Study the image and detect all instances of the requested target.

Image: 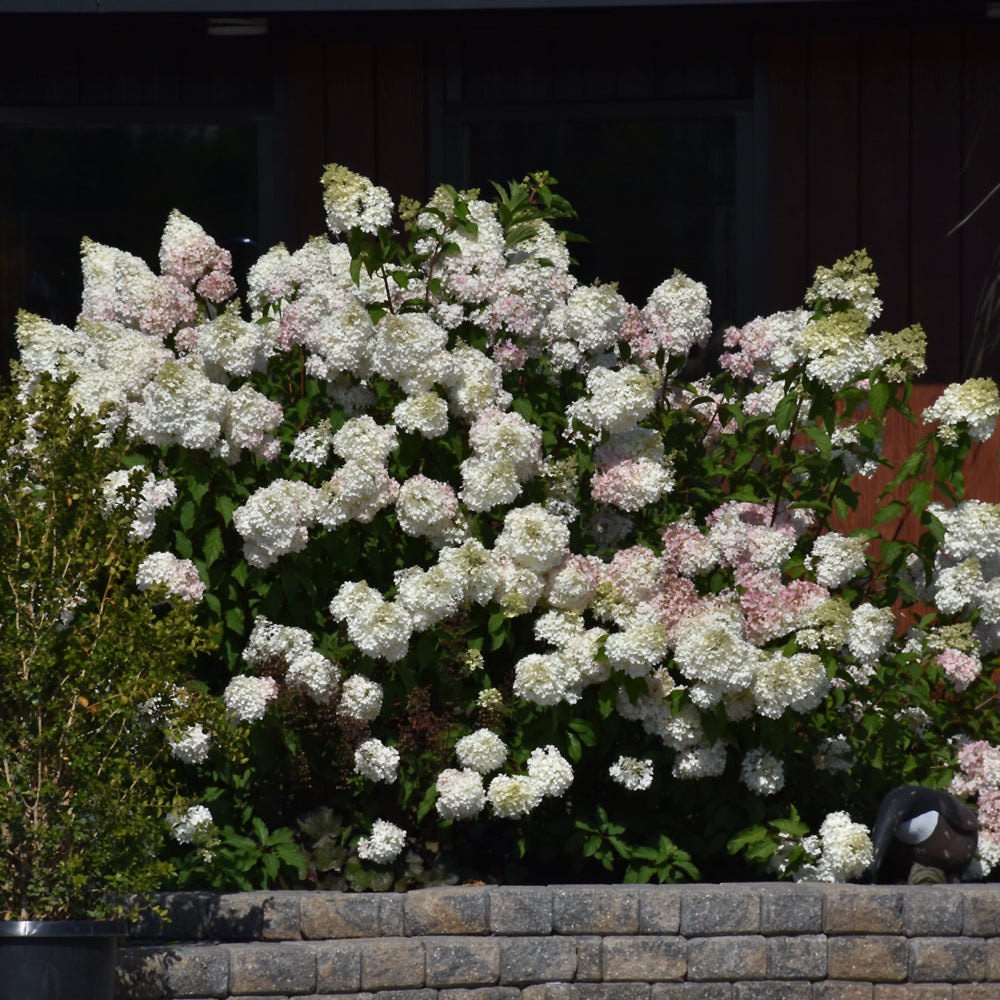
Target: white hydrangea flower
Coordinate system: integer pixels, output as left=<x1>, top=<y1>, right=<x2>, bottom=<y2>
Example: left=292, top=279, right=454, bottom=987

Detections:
left=641, top=270, right=713, bottom=358
left=608, top=755, right=654, bottom=791
left=435, top=768, right=486, bottom=820
left=356, top=818, right=407, bottom=865
left=468, top=407, right=543, bottom=481
left=136, top=551, right=205, bottom=602
left=566, top=364, right=659, bottom=435
left=604, top=621, right=670, bottom=677
left=332, top=414, right=398, bottom=464
left=807, top=532, right=868, bottom=588
left=846, top=603, right=895, bottom=662
left=168, top=804, right=214, bottom=845
left=394, top=564, right=464, bottom=631
left=395, top=475, right=462, bottom=545
left=526, top=745, right=573, bottom=797
left=337, top=674, right=383, bottom=721
left=487, top=774, right=545, bottom=819
left=922, top=378, right=1000, bottom=443
left=459, top=455, right=522, bottom=511
left=796, top=811, right=873, bottom=883
left=437, top=539, right=503, bottom=605
left=286, top=651, right=340, bottom=704
left=341, top=596, right=413, bottom=662
left=393, top=391, right=450, bottom=438
left=455, top=729, right=508, bottom=774
left=168, top=723, right=212, bottom=765
left=372, top=313, right=451, bottom=393
left=739, top=748, right=785, bottom=796
left=354, top=738, right=400, bottom=783
left=443, top=342, right=512, bottom=419
left=321, top=163, right=394, bottom=236
left=672, top=742, right=727, bottom=780
left=223, top=675, right=278, bottom=723
left=753, top=650, right=829, bottom=719
left=196, top=308, right=271, bottom=378
left=102, top=467, right=177, bottom=540
left=290, top=423, right=335, bottom=465
left=494, top=504, right=571, bottom=573
left=513, top=652, right=572, bottom=706
left=233, top=479, right=318, bottom=568
left=243, top=615, right=315, bottom=666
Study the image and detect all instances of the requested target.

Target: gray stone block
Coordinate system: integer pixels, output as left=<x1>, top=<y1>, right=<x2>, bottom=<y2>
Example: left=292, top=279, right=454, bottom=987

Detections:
left=301, top=893, right=382, bottom=939
left=212, top=893, right=270, bottom=941
left=759, top=886, right=823, bottom=935
left=405, top=887, right=489, bottom=936
left=263, top=892, right=303, bottom=941
left=766, top=934, right=827, bottom=980
left=424, top=935, right=501, bottom=988
left=499, top=936, right=578, bottom=985
left=601, top=936, right=686, bottom=982
left=686, top=936, right=766, bottom=981
left=115, top=944, right=168, bottom=1000
left=651, top=985, right=734, bottom=999
left=575, top=936, right=603, bottom=982
left=226, top=942, right=317, bottom=996
left=822, top=886, right=903, bottom=936
left=552, top=887, right=639, bottom=935
left=489, top=886, right=553, bottom=935
left=810, top=983, right=874, bottom=1000
left=639, top=889, right=681, bottom=935
left=439, top=989, right=523, bottom=1000
left=314, top=940, right=362, bottom=993
left=827, top=936, right=908, bottom=982
left=733, top=983, right=812, bottom=1000
left=365, top=991, right=438, bottom=1000
left=902, top=888, right=963, bottom=938
left=380, top=894, right=406, bottom=937
left=360, top=937, right=426, bottom=991
left=909, top=936, right=986, bottom=982
left=521, top=985, right=576, bottom=1000
left=961, top=886, right=1000, bottom=936
left=872, top=986, right=953, bottom=999
left=163, top=943, right=231, bottom=998
left=575, top=984, right=652, bottom=1000
left=679, top=888, right=760, bottom=936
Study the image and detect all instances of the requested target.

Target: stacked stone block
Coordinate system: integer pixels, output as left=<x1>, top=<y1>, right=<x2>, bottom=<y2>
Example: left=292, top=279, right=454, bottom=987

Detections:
left=115, top=884, right=1000, bottom=1000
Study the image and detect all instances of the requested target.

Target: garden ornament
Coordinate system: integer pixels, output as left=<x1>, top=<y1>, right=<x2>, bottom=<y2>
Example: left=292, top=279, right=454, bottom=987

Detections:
left=864, top=785, right=978, bottom=884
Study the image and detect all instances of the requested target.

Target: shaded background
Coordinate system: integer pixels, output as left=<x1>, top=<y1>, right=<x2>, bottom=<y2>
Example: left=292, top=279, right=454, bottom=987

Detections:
left=1, top=0, right=999, bottom=382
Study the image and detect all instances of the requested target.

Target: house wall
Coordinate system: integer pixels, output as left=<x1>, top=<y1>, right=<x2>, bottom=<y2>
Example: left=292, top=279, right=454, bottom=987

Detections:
left=768, top=25, right=1000, bottom=383
left=116, top=884, right=1000, bottom=999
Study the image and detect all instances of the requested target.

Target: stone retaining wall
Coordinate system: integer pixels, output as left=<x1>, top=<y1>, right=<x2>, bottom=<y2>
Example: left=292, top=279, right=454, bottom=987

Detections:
left=116, top=884, right=1000, bottom=999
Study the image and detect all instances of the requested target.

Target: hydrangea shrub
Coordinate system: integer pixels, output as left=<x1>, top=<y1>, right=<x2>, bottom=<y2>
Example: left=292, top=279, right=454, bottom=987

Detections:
left=14, top=166, right=1000, bottom=885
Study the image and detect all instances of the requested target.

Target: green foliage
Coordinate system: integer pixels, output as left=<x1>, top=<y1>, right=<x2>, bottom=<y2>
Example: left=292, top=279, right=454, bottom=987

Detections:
left=0, top=374, right=217, bottom=919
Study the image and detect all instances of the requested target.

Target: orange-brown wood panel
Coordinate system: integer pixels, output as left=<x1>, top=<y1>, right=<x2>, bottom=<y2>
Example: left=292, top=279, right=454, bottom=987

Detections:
left=805, top=32, right=860, bottom=271
left=766, top=33, right=810, bottom=312
left=857, top=29, right=911, bottom=338
left=910, top=29, right=963, bottom=384
left=839, top=383, right=1000, bottom=543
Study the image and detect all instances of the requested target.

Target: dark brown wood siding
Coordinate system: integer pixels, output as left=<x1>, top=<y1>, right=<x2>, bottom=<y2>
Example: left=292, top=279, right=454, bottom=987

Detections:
left=283, top=38, right=426, bottom=249
left=768, top=25, right=1000, bottom=383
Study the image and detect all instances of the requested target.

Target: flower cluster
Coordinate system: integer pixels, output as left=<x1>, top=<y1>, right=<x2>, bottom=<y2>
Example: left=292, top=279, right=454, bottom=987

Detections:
left=18, top=164, right=1000, bottom=887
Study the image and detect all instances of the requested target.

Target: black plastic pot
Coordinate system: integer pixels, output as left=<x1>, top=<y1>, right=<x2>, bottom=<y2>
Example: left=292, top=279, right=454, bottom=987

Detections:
left=0, top=921, right=120, bottom=1000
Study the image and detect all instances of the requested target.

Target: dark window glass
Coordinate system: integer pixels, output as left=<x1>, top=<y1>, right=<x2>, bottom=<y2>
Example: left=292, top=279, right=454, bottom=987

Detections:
left=0, top=123, right=259, bottom=363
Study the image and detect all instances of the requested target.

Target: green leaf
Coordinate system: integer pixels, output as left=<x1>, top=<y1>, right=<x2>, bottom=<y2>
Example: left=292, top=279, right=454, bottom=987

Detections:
left=869, top=381, right=892, bottom=419
left=873, top=500, right=906, bottom=526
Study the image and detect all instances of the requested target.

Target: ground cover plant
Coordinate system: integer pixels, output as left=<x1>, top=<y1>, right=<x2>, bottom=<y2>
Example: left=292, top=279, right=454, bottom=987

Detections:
left=12, top=165, right=1000, bottom=888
